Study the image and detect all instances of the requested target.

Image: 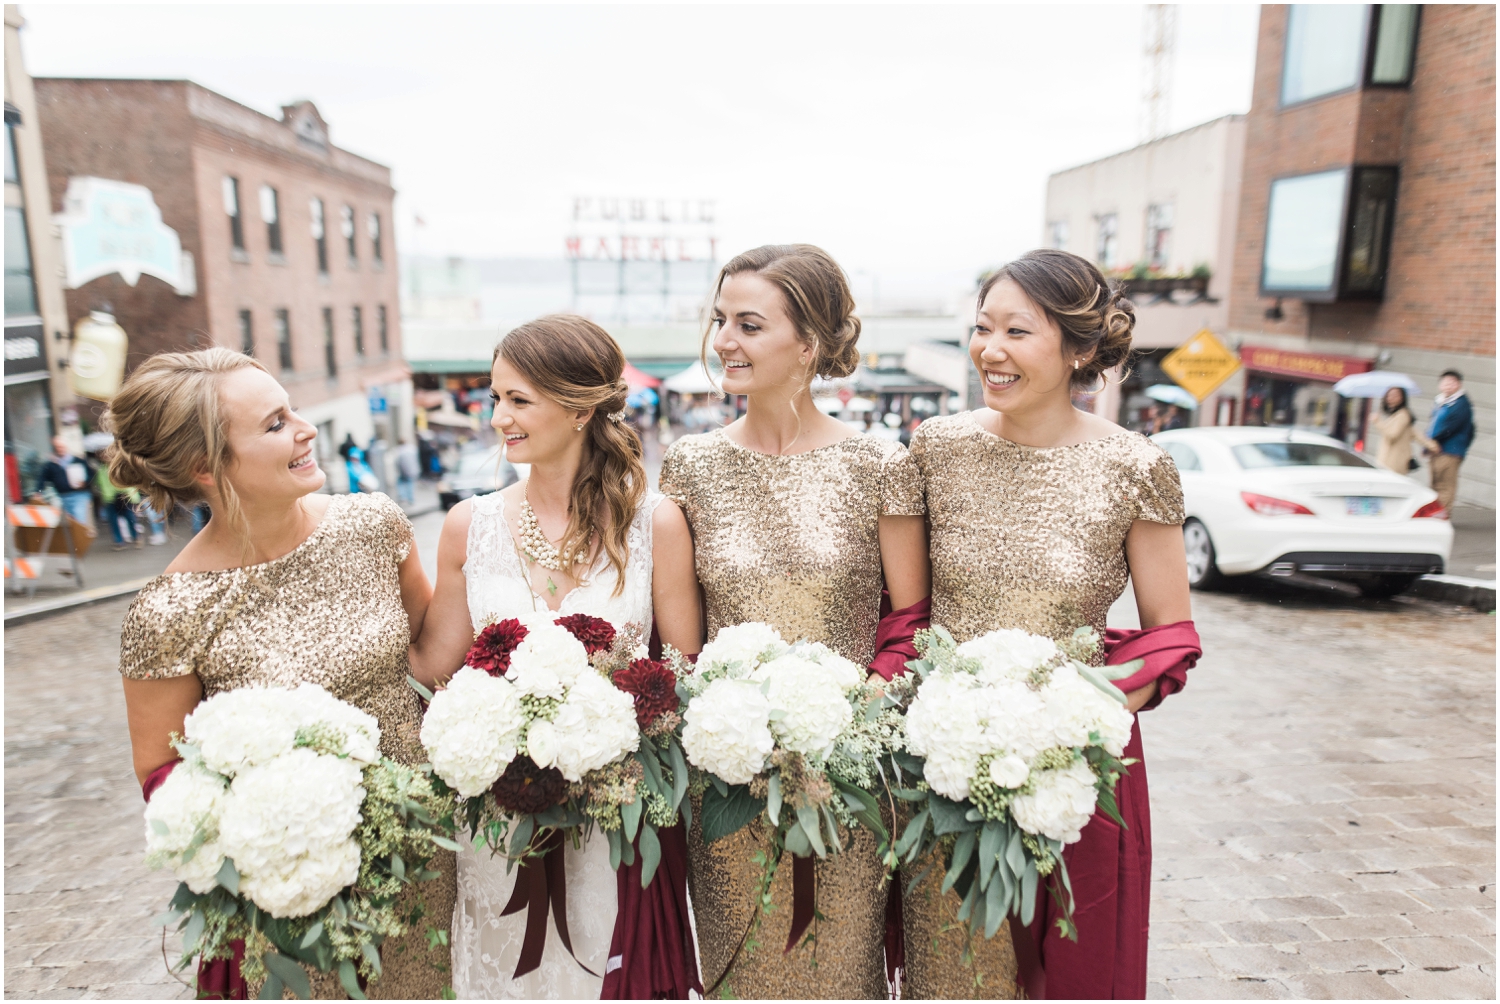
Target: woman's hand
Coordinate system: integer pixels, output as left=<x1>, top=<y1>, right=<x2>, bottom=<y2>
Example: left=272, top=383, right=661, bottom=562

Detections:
left=122, top=674, right=203, bottom=787
left=1124, top=679, right=1159, bottom=714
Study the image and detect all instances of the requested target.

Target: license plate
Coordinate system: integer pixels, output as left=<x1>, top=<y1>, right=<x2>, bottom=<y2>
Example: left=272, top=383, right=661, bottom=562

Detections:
left=1346, top=496, right=1383, bottom=516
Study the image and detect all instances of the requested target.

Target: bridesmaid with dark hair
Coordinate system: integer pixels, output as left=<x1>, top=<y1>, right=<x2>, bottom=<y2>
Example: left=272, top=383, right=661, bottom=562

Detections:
left=906, top=248, right=1201, bottom=999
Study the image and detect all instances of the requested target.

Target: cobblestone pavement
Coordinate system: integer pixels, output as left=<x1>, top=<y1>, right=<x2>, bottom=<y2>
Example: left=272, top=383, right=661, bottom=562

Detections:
left=4, top=575, right=1493, bottom=998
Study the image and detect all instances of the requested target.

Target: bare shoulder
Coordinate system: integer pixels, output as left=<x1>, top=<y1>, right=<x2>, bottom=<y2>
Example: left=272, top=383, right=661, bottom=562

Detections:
left=1075, top=411, right=1128, bottom=443
left=652, top=496, right=690, bottom=540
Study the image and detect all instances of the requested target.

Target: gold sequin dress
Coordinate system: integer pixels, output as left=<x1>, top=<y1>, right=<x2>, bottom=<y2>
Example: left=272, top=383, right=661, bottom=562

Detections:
left=901, top=412, right=1185, bottom=999
left=660, top=430, right=924, bottom=1000
left=119, top=493, right=456, bottom=1000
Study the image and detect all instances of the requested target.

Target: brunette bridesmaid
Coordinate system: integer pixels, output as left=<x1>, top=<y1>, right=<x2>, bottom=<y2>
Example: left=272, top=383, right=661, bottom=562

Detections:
left=660, top=244, right=930, bottom=999
left=907, top=248, right=1200, bottom=999
left=109, top=348, right=454, bottom=999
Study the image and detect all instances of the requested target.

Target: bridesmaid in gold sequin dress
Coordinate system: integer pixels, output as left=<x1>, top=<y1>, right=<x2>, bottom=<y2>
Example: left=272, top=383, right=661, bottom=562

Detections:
left=109, top=349, right=454, bottom=999
left=905, top=250, right=1192, bottom=1000
left=660, top=245, right=930, bottom=999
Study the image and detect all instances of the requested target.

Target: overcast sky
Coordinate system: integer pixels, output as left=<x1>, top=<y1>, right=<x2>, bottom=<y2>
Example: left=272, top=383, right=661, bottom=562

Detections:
left=18, top=4, right=1259, bottom=296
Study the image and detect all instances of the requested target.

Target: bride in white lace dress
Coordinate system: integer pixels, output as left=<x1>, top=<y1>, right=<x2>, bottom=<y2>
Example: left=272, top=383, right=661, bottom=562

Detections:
left=410, top=317, right=701, bottom=1000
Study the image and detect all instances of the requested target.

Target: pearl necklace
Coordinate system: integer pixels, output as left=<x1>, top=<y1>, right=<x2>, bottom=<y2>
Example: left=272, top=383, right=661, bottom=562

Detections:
left=518, top=488, right=581, bottom=571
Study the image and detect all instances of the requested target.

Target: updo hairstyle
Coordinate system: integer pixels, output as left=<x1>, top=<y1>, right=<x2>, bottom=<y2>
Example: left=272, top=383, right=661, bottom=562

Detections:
left=104, top=347, right=269, bottom=538
left=977, top=248, right=1135, bottom=389
left=493, top=314, right=645, bottom=594
left=705, top=244, right=862, bottom=382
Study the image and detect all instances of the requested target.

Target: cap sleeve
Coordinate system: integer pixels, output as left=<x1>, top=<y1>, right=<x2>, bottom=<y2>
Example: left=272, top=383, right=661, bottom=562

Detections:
left=350, top=492, right=414, bottom=563
left=1134, top=447, right=1186, bottom=526
left=385, top=496, right=415, bottom=563
left=118, top=577, right=236, bottom=680
left=880, top=442, right=926, bottom=517
left=658, top=442, right=691, bottom=511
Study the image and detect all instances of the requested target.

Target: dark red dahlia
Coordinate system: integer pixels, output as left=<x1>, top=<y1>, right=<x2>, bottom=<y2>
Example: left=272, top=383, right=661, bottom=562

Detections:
left=466, top=618, right=529, bottom=676
left=554, top=614, right=616, bottom=655
left=612, top=658, right=679, bottom=729
left=491, top=755, right=568, bottom=815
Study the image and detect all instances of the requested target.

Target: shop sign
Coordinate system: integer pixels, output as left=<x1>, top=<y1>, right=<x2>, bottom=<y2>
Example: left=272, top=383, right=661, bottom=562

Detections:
left=54, top=177, right=194, bottom=294
left=1240, top=345, right=1372, bottom=383
left=1160, top=329, right=1241, bottom=401
left=3, top=321, right=47, bottom=379
left=368, top=387, right=388, bottom=413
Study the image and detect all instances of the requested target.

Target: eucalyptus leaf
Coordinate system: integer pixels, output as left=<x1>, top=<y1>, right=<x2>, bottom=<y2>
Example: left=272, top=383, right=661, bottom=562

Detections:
left=700, top=785, right=764, bottom=844
left=257, top=972, right=284, bottom=1000
left=509, top=815, right=536, bottom=859
left=928, top=796, right=975, bottom=836
left=796, top=804, right=826, bottom=858
left=390, top=854, right=405, bottom=882
left=1005, top=827, right=1026, bottom=879
left=636, top=749, right=665, bottom=797
left=1020, top=862, right=1038, bottom=926
left=151, top=908, right=185, bottom=928
left=181, top=910, right=206, bottom=954
left=299, top=921, right=324, bottom=949
left=766, top=774, right=782, bottom=827
left=890, top=787, right=928, bottom=802
left=622, top=794, right=643, bottom=843
left=978, top=820, right=1001, bottom=891
left=1076, top=663, right=1129, bottom=704
left=638, top=823, right=662, bottom=889
left=338, top=959, right=366, bottom=1000
left=150, top=819, right=170, bottom=836
left=620, top=832, right=636, bottom=867
left=216, top=857, right=240, bottom=896
left=667, top=740, right=689, bottom=812
left=821, top=804, right=843, bottom=854
left=711, top=774, right=729, bottom=799
left=985, top=871, right=1006, bottom=938
left=892, top=750, right=926, bottom=780
left=607, top=826, right=622, bottom=870
left=942, top=830, right=977, bottom=894
left=361, top=939, right=383, bottom=977
left=430, top=835, right=462, bottom=852
left=956, top=867, right=980, bottom=922
left=783, top=818, right=811, bottom=856
left=264, top=952, right=312, bottom=1000
left=894, top=810, right=928, bottom=860
left=406, top=675, right=435, bottom=702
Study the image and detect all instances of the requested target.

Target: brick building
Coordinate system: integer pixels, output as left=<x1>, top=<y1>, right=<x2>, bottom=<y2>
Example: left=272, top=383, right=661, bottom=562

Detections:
left=33, top=78, right=411, bottom=489
left=1227, top=5, right=1495, bottom=507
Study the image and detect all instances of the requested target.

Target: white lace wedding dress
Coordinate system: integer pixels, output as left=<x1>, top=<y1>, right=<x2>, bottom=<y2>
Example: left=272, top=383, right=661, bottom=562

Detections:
left=452, top=490, right=664, bottom=1000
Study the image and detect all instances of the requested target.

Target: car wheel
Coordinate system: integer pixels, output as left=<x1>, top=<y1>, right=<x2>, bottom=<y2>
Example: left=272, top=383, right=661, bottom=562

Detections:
left=1356, top=574, right=1420, bottom=600
left=1183, top=518, right=1223, bottom=590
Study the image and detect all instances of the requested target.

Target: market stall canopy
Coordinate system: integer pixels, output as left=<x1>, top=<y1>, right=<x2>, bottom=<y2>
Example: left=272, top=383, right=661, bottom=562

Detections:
left=663, top=362, right=721, bottom=395
left=1332, top=371, right=1421, bottom=398
left=622, top=362, right=662, bottom=390
left=1145, top=384, right=1199, bottom=410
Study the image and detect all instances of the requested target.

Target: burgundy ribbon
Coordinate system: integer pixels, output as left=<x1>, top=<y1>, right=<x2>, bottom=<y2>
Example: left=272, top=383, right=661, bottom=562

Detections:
left=784, top=853, right=817, bottom=954
left=869, top=594, right=931, bottom=681
left=1103, top=620, right=1202, bottom=711
left=500, top=828, right=597, bottom=979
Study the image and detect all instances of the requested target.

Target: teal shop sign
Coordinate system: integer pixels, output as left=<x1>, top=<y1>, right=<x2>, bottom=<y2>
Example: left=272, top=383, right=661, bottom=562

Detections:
left=55, top=177, right=194, bottom=294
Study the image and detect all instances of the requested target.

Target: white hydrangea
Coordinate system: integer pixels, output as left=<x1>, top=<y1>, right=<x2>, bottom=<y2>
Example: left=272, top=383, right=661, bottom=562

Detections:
left=698, top=623, right=788, bottom=677
left=288, top=683, right=381, bottom=764
left=904, top=672, right=989, bottom=801
left=957, top=628, right=1059, bottom=684
left=976, top=679, right=1051, bottom=761
left=1010, top=760, right=1099, bottom=845
left=795, top=642, right=866, bottom=691
left=545, top=671, right=640, bottom=781
left=144, top=761, right=229, bottom=893
left=681, top=679, right=775, bottom=785
left=421, top=668, right=526, bottom=797
left=506, top=622, right=590, bottom=698
left=218, top=748, right=366, bottom=918
left=184, top=687, right=303, bottom=775
left=1040, top=664, right=1135, bottom=756
left=750, top=654, right=852, bottom=758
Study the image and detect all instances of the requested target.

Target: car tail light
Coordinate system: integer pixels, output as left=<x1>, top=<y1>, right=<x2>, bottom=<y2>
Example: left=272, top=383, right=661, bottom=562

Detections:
left=1412, top=500, right=1449, bottom=519
left=1240, top=491, right=1315, bottom=516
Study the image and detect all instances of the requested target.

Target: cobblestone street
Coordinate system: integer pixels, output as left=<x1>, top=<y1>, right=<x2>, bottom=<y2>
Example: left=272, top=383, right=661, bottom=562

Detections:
left=4, top=568, right=1493, bottom=998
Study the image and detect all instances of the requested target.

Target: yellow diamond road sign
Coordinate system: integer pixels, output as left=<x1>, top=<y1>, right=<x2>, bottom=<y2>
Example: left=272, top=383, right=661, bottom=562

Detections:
left=1160, top=329, right=1241, bottom=401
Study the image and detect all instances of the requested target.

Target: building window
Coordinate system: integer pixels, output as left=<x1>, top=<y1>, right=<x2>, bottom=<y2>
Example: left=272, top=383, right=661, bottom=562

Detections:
left=1047, top=221, right=1069, bottom=250
left=1095, top=214, right=1119, bottom=269
left=1369, top=5, right=1419, bottom=85
left=1281, top=5, right=1370, bottom=106
left=5, top=206, right=38, bottom=316
left=223, top=176, right=245, bottom=252
left=1342, top=167, right=1398, bottom=296
left=238, top=309, right=254, bottom=356
left=311, top=198, right=328, bottom=274
left=274, top=308, right=293, bottom=370
left=352, top=305, right=365, bottom=357
left=378, top=305, right=389, bottom=353
left=260, top=185, right=283, bottom=255
left=368, top=212, right=383, bottom=262
left=4, top=122, right=18, bottom=185
left=1145, top=203, right=1173, bottom=270
left=341, top=205, right=357, bottom=263
left=322, top=306, right=337, bottom=377
left=1263, top=169, right=1348, bottom=295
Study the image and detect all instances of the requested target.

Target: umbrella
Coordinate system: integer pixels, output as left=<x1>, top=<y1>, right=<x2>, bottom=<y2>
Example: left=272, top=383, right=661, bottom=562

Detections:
left=662, top=362, right=721, bottom=395
left=622, top=362, right=661, bottom=390
left=1144, top=384, right=1199, bottom=410
left=1332, top=371, right=1421, bottom=398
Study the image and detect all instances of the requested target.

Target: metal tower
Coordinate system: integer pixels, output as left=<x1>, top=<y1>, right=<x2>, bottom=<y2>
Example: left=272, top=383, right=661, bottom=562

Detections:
left=1141, top=4, right=1177, bottom=143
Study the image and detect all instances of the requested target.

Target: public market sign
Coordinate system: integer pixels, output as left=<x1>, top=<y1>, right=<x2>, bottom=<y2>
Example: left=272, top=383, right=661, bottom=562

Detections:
left=1160, top=329, right=1241, bottom=401
left=54, top=177, right=194, bottom=294
left=1238, top=345, right=1372, bottom=384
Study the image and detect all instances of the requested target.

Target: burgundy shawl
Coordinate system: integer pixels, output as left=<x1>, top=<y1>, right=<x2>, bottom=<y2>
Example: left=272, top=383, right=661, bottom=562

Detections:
left=1012, top=620, right=1201, bottom=1000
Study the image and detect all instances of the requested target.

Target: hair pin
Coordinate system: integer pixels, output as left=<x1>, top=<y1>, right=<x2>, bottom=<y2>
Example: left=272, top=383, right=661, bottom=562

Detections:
left=607, top=410, right=626, bottom=423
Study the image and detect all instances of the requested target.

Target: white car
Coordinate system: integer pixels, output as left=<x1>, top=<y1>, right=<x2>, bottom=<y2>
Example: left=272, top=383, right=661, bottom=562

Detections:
left=437, top=447, right=518, bottom=511
left=1151, top=427, right=1452, bottom=599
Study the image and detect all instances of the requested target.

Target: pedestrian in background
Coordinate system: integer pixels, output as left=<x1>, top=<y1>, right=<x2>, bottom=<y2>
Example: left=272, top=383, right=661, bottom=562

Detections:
left=1421, top=369, right=1474, bottom=512
left=394, top=435, right=418, bottom=504
left=1372, top=386, right=1417, bottom=475
left=39, top=436, right=94, bottom=528
left=95, top=461, right=139, bottom=550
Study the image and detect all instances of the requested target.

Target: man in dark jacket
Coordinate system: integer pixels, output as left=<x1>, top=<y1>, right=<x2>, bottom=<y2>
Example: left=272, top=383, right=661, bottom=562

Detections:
left=1422, top=369, right=1475, bottom=512
left=38, top=437, right=94, bottom=526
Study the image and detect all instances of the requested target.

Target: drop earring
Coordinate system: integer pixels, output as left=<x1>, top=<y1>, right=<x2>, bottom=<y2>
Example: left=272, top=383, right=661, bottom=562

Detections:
left=574, top=423, right=585, bottom=432
left=1073, top=360, right=1080, bottom=370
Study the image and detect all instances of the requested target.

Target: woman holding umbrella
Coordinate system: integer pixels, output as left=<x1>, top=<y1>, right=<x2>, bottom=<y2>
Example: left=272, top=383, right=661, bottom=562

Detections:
left=1373, top=387, right=1418, bottom=474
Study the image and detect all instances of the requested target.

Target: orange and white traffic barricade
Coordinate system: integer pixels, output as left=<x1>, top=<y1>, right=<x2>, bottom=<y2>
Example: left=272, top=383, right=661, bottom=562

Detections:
left=7, top=502, right=89, bottom=596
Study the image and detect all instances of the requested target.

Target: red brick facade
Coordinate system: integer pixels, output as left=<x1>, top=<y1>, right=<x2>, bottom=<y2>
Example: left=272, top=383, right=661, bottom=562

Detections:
left=32, top=79, right=406, bottom=416
left=1229, top=5, right=1495, bottom=357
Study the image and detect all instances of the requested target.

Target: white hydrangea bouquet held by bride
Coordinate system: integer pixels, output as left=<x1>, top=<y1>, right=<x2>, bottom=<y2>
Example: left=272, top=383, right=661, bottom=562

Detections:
left=891, top=625, right=1138, bottom=949
left=145, top=684, right=457, bottom=1000
left=675, top=622, right=908, bottom=953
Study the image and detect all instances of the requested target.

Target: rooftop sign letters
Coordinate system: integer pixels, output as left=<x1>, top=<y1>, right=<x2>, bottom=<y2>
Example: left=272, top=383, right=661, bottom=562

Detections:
left=55, top=177, right=193, bottom=295
left=566, top=196, right=717, bottom=262
left=1159, top=329, right=1241, bottom=401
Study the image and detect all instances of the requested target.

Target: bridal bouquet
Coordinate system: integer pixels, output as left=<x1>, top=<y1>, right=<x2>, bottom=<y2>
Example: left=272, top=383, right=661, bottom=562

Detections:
left=892, top=625, right=1137, bottom=943
left=677, top=622, right=905, bottom=864
left=145, top=684, right=455, bottom=999
left=417, top=613, right=690, bottom=887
